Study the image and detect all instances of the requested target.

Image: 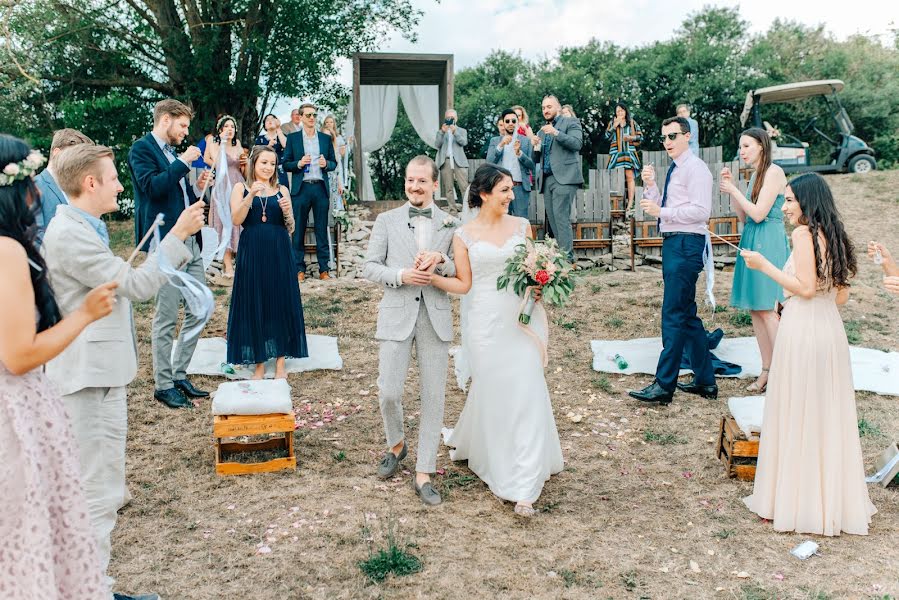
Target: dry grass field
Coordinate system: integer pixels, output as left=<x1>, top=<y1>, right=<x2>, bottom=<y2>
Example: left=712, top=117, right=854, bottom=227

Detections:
left=107, top=171, right=898, bottom=600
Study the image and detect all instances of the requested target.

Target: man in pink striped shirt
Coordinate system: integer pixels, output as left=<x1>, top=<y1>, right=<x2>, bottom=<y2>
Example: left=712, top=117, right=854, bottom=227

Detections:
left=629, top=116, right=717, bottom=405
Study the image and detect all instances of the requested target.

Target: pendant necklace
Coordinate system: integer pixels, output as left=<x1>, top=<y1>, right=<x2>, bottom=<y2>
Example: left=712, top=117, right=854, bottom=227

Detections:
left=260, top=193, right=269, bottom=222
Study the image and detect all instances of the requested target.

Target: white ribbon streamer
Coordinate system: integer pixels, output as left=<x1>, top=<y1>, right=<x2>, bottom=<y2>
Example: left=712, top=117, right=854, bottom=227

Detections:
left=150, top=214, right=214, bottom=341
left=211, top=143, right=235, bottom=260
left=703, top=232, right=716, bottom=309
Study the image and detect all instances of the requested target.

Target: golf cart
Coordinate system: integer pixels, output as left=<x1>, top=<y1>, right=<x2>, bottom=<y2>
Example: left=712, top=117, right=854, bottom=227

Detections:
left=740, top=79, right=876, bottom=174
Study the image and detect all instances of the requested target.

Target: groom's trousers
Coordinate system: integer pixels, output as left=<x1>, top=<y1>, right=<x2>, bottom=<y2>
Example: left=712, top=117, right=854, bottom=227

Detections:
left=377, top=302, right=449, bottom=473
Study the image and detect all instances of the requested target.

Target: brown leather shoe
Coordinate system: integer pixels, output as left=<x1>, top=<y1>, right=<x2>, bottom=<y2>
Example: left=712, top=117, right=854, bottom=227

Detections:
left=297, top=272, right=305, bottom=283
left=319, top=272, right=331, bottom=280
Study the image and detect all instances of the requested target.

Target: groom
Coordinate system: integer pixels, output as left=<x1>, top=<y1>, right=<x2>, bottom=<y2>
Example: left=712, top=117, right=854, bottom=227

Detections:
left=362, top=155, right=457, bottom=506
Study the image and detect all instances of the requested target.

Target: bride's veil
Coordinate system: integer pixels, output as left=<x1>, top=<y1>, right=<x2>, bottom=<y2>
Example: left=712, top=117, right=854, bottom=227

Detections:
left=454, top=186, right=477, bottom=391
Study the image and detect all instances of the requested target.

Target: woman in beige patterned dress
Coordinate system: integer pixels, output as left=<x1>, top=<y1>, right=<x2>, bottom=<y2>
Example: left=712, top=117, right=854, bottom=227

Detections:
left=0, top=134, right=117, bottom=598
left=740, top=173, right=876, bottom=536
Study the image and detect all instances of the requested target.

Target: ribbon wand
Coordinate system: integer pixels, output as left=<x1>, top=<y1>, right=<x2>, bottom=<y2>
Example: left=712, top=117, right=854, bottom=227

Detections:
left=702, top=225, right=742, bottom=252
left=126, top=213, right=165, bottom=265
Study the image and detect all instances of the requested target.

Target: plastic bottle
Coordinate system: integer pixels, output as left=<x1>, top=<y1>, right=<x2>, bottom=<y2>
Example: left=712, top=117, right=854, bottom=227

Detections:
left=613, top=353, right=628, bottom=370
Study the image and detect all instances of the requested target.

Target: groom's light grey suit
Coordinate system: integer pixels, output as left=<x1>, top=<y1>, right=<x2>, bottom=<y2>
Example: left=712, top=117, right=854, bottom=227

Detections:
left=362, top=202, right=457, bottom=473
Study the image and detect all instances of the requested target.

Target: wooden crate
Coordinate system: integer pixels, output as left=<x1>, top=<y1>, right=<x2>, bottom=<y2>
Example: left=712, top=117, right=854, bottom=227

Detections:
left=213, top=413, right=296, bottom=476
left=716, top=415, right=759, bottom=481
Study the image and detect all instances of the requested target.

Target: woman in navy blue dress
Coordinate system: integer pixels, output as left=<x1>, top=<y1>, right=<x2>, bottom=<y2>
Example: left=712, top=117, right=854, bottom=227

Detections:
left=254, top=114, right=289, bottom=186
left=227, top=145, right=307, bottom=379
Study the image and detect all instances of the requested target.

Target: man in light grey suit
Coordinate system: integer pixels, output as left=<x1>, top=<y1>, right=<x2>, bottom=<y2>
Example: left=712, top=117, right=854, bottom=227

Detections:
left=487, top=108, right=535, bottom=218
left=34, top=128, right=94, bottom=241
left=534, top=95, right=584, bottom=262
left=362, top=155, right=457, bottom=506
left=434, top=108, right=469, bottom=212
left=43, top=144, right=205, bottom=600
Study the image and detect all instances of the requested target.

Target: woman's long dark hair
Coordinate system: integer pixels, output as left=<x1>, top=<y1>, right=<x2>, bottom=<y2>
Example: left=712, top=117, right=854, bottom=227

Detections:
left=613, top=101, right=633, bottom=129
left=0, top=134, right=61, bottom=331
left=790, top=173, right=856, bottom=288
left=467, top=163, right=512, bottom=209
left=213, top=115, right=238, bottom=146
left=741, top=127, right=772, bottom=204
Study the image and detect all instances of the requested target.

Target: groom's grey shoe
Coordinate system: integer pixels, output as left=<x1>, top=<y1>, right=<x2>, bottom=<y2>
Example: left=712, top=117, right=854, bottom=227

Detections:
left=376, top=443, right=407, bottom=479
left=413, top=478, right=443, bottom=506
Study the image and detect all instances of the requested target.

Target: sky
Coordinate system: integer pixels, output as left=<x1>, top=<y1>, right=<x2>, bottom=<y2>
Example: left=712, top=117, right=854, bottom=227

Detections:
left=275, top=0, right=898, bottom=119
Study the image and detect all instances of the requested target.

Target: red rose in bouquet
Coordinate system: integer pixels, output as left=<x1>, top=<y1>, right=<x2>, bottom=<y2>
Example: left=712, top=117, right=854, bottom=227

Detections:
left=535, top=270, right=550, bottom=285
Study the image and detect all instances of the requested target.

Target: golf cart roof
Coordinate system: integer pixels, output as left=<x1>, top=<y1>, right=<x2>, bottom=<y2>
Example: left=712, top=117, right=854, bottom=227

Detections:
left=740, top=80, right=845, bottom=126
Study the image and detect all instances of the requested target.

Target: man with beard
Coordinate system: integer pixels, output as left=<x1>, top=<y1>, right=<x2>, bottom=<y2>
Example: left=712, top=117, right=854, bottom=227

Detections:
left=487, top=108, right=535, bottom=218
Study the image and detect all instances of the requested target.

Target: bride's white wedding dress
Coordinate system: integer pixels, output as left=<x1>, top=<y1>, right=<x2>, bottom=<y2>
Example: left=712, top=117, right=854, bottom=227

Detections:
left=442, top=217, right=564, bottom=503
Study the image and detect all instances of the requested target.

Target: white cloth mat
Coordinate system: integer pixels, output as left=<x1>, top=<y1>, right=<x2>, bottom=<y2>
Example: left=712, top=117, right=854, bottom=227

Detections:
left=591, top=337, right=899, bottom=396
left=212, top=379, right=293, bottom=415
left=176, top=335, right=343, bottom=379
left=727, top=396, right=765, bottom=437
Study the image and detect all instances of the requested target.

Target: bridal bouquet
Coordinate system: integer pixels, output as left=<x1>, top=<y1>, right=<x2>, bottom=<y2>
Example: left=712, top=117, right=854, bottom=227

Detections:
left=496, top=237, right=576, bottom=324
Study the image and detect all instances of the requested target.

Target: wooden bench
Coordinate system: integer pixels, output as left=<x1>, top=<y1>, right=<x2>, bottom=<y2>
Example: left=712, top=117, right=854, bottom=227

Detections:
left=629, top=185, right=662, bottom=270
left=301, top=213, right=341, bottom=275
left=213, top=412, right=297, bottom=476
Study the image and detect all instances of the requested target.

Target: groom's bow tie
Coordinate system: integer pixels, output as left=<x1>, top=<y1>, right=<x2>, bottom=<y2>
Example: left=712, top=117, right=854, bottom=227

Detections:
left=409, top=207, right=432, bottom=219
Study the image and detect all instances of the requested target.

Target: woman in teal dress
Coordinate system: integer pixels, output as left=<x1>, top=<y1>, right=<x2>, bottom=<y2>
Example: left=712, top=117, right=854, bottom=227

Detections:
left=721, top=128, right=790, bottom=392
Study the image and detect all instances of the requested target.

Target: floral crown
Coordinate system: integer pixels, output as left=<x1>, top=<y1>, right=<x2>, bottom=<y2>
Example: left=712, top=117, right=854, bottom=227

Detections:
left=0, top=151, right=46, bottom=187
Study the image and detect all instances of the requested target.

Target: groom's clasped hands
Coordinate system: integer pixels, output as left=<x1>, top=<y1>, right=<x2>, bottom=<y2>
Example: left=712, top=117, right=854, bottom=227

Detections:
left=403, top=251, right=444, bottom=286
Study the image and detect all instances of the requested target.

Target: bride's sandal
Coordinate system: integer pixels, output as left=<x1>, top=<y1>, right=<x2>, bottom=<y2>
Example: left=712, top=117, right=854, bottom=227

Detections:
left=747, top=367, right=769, bottom=393
left=514, top=502, right=536, bottom=517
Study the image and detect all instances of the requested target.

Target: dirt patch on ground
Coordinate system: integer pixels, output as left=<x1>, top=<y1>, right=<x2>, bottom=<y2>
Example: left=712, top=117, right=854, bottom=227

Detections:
left=108, top=172, right=899, bottom=599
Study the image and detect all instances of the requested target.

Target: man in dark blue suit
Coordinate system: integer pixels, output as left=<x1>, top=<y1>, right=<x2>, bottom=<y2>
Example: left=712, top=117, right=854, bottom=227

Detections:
left=281, top=102, right=338, bottom=281
left=34, top=128, right=94, bottom=242
left=128, top=98, right=213, bottom=409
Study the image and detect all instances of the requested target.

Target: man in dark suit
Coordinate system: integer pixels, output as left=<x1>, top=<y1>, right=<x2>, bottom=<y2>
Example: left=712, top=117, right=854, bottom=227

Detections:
left=128, top=98, right=213, bottom=409
left=282, top=102, right=338, bottom=281
left=34, top=128, right=94, bottom=242
left=534, top=95, right=584, bottom=262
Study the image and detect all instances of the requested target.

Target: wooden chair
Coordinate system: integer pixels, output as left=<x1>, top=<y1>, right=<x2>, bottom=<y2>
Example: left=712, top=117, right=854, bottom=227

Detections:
left=303, top=211, right=340, bottom=275
left=629, top=185, right=663, bottom=270
left=572, top=169, right=612, bottom=254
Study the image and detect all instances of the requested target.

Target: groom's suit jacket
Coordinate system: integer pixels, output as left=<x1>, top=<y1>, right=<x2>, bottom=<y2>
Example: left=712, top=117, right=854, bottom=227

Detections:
left=362, top=203, right=457, bottom=343
left=42, top=204, right=192, bottom=396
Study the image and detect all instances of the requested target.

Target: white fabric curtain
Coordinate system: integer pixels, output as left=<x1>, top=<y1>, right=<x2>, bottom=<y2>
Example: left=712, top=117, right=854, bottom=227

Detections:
left=347, top=84, right=440, bottom=201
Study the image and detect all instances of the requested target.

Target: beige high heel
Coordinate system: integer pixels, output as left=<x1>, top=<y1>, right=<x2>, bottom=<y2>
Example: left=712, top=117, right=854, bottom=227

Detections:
left=747, top=367, right=769, bottom=393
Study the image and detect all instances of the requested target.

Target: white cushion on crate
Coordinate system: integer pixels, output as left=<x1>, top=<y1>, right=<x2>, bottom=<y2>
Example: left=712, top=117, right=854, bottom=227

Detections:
left=727, top=395, right=765, bottom=437
left=212, top=379, right=293, bottom=416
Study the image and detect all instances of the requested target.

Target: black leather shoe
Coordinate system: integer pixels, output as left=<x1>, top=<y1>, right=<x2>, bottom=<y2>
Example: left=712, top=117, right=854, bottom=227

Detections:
left=174, top=378, right=209, bottom=398
left=676, top=379, right=719, bottom=399
left=113, top=593, right=160, bottom=600
left=154, top=387, right=193, bottom=409
left=628, top=381, right=674, bottom=405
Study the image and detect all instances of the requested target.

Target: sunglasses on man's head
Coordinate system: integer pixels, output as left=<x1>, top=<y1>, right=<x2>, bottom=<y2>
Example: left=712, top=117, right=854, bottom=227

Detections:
left=504, top=118, right=518, bottom=124
left=663, top=132, right=685, bottom=141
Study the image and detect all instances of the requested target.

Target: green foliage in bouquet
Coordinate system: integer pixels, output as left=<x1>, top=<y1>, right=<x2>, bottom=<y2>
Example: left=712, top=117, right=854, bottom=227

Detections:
left=496, top=237, right=576, bottom=307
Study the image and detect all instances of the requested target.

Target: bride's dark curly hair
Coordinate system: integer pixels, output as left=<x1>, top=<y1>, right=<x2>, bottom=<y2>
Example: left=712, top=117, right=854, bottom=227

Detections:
left=789, top=172, right=856, bottom=288
left=213, top=115, right=238, bottom=146
left=0, top=134, right=61, bottom=332
left=467, top=162, right=512, bottom=209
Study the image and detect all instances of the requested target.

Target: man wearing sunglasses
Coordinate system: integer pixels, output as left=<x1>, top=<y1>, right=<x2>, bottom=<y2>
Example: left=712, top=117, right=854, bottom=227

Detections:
left=283, top=102, right=338, bottom=281
left=629, top=116, right=717, bottom=406
left=486, top=108, right=535, bottom=217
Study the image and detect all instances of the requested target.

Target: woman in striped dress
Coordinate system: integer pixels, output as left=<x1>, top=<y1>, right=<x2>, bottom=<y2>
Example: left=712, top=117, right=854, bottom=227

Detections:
left=604, top=101, right=642, bottom=212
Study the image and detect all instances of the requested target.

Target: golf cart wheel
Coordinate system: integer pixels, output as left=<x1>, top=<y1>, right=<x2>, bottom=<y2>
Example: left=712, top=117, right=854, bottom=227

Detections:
left=848, top=155, right=876, bottom=173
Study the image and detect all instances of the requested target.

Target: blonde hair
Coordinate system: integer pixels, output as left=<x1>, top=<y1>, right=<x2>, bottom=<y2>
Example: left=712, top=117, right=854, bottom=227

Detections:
left=50, top=128, right=93, bottom=152
left=153, top=99, right=193, bottom=124
left=511, top=105, right=529, bottom=126
left=245, top=145, right=280, bottom=189
left=54, top=144, right=115, bottom=198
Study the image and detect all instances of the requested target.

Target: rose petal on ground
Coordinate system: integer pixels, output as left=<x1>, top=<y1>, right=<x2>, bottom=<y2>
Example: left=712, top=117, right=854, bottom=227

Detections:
left=257, top=546, right=272, bottom=554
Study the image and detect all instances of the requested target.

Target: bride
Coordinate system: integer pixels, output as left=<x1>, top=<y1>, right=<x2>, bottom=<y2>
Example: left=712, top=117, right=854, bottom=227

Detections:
left=428, top=163, right=563, bottom=517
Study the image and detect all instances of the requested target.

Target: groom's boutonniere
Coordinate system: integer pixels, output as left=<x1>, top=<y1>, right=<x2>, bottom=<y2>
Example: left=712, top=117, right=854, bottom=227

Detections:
left=441, top=216, right=459, bottom=230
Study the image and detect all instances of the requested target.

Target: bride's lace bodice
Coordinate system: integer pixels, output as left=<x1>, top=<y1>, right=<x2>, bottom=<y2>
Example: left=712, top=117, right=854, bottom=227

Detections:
left=455, top=218, right=530, bottom=294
